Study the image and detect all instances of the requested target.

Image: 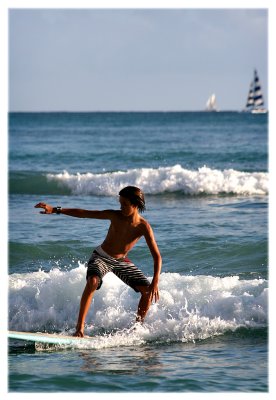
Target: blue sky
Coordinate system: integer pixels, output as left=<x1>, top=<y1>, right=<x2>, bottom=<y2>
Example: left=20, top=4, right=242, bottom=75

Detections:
left=9, top=7, right=268, bottom=111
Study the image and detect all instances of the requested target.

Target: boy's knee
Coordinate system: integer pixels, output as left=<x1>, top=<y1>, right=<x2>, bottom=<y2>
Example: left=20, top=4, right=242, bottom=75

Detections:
left=138, top=285, right=151, bottom=297
left=87, top=275, right=99, bottom=291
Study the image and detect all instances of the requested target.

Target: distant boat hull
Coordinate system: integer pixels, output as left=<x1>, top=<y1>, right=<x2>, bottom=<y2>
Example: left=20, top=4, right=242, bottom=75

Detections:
left=251, top=108, right=267, bottom=114
left=242, top=108, right=267, bottom=114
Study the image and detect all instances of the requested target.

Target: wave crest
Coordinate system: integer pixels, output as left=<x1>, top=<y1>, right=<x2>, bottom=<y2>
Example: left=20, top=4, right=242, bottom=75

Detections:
left=47, top=165, right=268, bottom=196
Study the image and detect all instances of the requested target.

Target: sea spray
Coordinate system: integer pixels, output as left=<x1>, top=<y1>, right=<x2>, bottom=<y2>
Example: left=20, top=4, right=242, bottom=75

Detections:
left=9, top=264, right=268, bottom=349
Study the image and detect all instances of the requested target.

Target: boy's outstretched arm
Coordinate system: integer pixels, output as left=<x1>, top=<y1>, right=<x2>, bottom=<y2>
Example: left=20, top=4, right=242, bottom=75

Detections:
left=34, top=202, right=112, bottom=219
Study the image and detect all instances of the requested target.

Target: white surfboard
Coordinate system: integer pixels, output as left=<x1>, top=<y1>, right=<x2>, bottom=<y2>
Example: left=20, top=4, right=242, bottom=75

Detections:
left=8, top=330, right=92, bottom=346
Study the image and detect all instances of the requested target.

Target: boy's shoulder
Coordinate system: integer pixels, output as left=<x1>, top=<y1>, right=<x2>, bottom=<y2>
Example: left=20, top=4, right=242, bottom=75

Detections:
left=138, top=216, right=152, bottom=231
left=139, top=215, right=148, bottom=224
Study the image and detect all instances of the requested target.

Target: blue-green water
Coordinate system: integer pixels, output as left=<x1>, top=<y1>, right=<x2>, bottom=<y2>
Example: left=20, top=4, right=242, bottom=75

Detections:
left=8, top=112, right=268, bottom=392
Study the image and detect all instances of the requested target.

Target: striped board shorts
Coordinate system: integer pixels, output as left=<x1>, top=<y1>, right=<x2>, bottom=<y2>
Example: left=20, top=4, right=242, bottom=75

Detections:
left=86, top=246, right=151, bottom=292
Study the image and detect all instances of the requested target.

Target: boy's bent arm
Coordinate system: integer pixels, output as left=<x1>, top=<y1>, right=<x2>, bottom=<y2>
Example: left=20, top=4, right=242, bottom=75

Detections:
left=143, top=222, right=162, bottom=301
left=143, top=223, right=162, bottom=271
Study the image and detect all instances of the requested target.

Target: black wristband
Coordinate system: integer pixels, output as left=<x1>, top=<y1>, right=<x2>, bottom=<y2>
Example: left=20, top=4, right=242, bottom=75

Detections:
left=56, top=206, right=62, bottom=214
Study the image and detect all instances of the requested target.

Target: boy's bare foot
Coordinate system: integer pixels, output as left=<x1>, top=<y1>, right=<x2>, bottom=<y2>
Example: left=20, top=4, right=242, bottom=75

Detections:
left=73, top=330, right=84, bottom=337
left=73, top=323, right=84, bottom=337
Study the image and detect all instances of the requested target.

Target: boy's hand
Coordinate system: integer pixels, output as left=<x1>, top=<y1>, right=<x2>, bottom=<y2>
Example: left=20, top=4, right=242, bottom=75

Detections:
left=149, top=280, right=160, bottom=303
left=34, top=202, right=54, bottom=214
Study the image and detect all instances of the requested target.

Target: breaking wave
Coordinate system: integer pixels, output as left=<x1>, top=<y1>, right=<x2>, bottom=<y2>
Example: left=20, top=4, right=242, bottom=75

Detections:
left=9, top=264, right=268, bottom=349
left=46, top=165, right=268, bottom=196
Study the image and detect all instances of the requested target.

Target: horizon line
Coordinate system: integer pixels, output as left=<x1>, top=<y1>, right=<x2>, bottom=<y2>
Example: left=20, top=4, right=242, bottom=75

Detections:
left=9, top=109, right=246, bottom=113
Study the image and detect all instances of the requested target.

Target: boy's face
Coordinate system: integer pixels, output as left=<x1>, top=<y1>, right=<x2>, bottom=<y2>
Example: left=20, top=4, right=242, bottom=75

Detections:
left=119, top=196, right=137, bottom=217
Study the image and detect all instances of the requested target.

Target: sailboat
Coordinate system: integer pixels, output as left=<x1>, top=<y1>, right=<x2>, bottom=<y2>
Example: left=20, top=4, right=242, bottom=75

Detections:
left=205, top=94, right=218, bottom=112
left=244, top=70, right=267, bottom=113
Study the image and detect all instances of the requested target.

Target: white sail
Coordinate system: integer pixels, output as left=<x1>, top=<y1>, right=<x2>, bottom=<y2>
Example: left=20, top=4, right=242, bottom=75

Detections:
left=205, top=94, right=218, bottom=111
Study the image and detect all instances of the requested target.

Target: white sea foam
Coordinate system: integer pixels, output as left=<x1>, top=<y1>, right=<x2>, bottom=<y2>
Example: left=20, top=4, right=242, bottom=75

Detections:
left=9, top=264, right=267, bottom=349
left=47, top=165, right=268, bottom=196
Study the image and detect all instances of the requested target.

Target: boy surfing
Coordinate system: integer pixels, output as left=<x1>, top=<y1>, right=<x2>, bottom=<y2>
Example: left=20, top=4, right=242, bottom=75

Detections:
left=35, top=186, right=162, bottom=337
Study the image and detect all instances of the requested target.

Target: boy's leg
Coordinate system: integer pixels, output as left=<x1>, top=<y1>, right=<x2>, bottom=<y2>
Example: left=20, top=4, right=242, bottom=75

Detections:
left=135, top=285, right=152, bottom=322
left=74, top=276, right=99, bottom=337
left=111, top=261, right=151, bottom=322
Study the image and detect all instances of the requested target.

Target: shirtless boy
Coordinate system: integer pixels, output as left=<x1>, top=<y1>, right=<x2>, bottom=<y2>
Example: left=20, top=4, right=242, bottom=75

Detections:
left=35, top=186, right=162, bottom=337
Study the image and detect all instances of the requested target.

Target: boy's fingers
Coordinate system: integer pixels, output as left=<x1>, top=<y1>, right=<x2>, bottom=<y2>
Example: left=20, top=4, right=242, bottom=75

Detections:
left=35, top=203, right=44, bottom=208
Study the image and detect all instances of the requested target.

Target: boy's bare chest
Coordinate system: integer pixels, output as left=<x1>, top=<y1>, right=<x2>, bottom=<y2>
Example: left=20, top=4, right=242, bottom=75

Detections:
left=109, top=221, right=142, bottom=240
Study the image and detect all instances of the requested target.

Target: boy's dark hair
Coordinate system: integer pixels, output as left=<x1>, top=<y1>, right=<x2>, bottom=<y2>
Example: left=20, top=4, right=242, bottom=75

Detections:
left=119, top=186, right=146, bottom=213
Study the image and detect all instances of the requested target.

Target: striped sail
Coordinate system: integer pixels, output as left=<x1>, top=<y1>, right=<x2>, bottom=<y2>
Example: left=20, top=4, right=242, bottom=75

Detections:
left=245, top=82, right=255, bottom=108
left=244, top=70, right=267, bottom=113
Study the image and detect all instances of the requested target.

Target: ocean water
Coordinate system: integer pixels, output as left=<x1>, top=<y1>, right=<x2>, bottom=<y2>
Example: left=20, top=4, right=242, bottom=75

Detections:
left=8, top=112, right=268, bottom=392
